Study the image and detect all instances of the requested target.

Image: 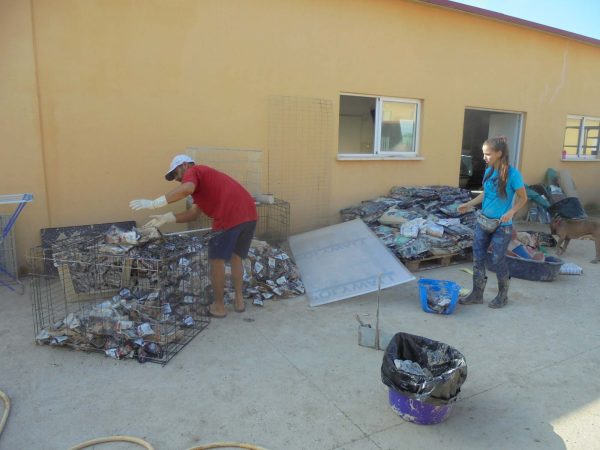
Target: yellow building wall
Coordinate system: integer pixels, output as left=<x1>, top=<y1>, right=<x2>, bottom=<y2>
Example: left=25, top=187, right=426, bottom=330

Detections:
left=0, top=0, right=49, bottom=272
left=2, top=0, right=600, bottom=268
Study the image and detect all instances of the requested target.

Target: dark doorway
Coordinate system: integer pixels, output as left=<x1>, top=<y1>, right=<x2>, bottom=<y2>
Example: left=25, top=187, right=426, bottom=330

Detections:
left=459, top=109, right=522, bottom=190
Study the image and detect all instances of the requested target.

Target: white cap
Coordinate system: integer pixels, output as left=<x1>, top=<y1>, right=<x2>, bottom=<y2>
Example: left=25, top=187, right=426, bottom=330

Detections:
left=165, top=154, right=194, bottom=181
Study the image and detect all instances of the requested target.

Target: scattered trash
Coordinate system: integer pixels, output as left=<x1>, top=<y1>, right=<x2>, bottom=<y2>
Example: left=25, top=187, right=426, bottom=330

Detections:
left=418, top=279, right=460, bottom=315
left=32, top=225, right=305, bottom=364
left=559, top=262, right=583, bottom=275
left=340, top=186, right=475, bottom=265
left=243, top=239, right=305, bottom=305
left=394, top=359, right=432, bottom=377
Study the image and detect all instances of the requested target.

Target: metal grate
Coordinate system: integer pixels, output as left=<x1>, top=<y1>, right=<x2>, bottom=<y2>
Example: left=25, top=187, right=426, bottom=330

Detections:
left=188, top=198, right=290, bottom=245
left=28, top=229, right=212, bottom=365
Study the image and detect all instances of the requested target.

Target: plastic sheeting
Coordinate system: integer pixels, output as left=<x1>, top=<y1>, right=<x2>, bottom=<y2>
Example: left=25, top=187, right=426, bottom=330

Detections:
left=288, top=219, right=415, bottom=306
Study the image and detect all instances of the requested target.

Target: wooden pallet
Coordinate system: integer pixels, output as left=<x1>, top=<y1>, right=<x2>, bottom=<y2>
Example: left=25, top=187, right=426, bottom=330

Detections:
left=403, top=251, right=471, bottom=272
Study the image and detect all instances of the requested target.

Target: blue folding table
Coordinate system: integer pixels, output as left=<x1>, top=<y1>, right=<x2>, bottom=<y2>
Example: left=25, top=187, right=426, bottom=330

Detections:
left=0, top=193, right=34, bottom=293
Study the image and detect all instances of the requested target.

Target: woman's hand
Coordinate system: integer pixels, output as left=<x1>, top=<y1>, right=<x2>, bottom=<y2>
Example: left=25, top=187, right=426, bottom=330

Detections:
left=500, top=210, right=515, bottom=223
left=457, top=203, right=472, bottom=214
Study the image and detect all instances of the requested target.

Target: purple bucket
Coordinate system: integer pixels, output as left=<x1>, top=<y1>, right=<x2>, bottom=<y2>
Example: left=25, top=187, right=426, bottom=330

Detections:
left=388, top=389, right=454, bottom=425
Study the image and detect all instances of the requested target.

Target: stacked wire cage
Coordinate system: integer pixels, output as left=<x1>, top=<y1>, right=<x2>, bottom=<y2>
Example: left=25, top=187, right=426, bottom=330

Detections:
left=29, top=228, right=212, bottom=365
left=188, top=198, right=290, bottom=245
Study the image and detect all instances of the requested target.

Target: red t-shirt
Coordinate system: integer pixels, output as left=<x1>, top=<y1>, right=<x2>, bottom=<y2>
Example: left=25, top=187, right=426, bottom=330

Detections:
left=182, top=165, right=258, bottom=230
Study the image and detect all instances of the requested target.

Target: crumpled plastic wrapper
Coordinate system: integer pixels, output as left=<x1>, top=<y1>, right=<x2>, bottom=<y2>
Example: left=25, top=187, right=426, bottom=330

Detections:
left=34, top=286, right=204, bottom=361
left=227, top=239, right=305, bottom=306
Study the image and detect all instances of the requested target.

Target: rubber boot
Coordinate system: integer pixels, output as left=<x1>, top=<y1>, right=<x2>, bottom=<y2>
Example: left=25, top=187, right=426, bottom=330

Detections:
left=489, top=276, right=509, bottom=309
left=459, top=264, right=487, bottom=305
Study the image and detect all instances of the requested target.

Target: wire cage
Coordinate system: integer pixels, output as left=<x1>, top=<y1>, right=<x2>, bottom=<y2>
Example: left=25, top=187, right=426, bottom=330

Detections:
left=0, top=213, right=21, bottom=293
left=188, top=198, right=290, bottom=245
left=29, top=228, right=212, bottom=365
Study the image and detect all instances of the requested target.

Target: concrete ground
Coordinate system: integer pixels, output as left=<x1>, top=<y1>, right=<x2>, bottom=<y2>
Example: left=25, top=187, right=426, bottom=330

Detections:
left=1, top=224, right=599, bottom=450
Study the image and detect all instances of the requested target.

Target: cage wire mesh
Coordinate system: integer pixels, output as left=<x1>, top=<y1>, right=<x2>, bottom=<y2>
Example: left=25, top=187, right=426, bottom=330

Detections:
left=29, top=228, right=212, bottom=365
left=268, top=96, right=333, bottom=233
left=185, top=147, right=263, bottom=197
left=0, top=213, right=21, bottom=293
left=183, top=147, right=290, bottom=244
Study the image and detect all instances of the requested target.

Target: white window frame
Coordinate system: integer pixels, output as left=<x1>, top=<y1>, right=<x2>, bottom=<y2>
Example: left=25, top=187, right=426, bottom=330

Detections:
left=337, top=93, right=422, bottom=160
left=562, top=114, right=600, bottom=161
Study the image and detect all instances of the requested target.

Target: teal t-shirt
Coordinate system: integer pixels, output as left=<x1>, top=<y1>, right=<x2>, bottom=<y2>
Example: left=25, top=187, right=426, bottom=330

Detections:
left=482, top=166, right=524, bottom=224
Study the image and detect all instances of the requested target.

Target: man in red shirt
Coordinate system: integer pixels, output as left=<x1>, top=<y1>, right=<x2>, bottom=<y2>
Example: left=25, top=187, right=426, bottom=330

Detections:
left=130, top=155, right=258, bottom=318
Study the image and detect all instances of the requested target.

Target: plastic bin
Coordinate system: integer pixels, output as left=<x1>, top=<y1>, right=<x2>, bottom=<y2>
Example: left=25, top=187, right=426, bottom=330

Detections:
left=418, top=278, right=460, bottom=315
left=486, top=252, right=564, bottom=281
left=381, top=332, right=468, bottom=425
left=388, top=389, right=453, bottom=425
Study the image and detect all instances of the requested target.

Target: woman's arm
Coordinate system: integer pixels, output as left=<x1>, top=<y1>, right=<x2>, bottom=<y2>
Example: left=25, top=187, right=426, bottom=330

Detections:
left=458, top=192, right=484, bottom=214
left=501, top=186, right=528, bottom=223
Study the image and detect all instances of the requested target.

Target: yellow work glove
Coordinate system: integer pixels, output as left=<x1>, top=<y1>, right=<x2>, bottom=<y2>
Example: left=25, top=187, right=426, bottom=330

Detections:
left=142, top=212, right=176, bottom=229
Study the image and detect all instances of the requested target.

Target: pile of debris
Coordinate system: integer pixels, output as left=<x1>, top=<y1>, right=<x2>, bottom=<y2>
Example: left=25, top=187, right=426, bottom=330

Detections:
left=35, top=227, right=212, bottom=363
left=33, top=226, right=305, bottom=363
left=35, top=286, right=206, bottom=363
left=340, top=186, right=476, bottom=263
left=243, top=240, right=305, bottom=306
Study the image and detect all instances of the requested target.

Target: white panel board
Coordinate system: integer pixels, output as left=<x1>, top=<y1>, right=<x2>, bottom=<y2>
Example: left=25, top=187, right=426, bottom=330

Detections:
left=288, top=219, right=415, bottom=306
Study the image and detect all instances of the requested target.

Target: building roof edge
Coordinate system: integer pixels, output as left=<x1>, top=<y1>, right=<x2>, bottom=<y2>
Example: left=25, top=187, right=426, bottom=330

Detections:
left=415, top=0, right=600, bottom=48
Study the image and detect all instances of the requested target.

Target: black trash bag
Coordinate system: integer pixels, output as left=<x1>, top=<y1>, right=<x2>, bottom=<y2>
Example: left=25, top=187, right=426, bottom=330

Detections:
left=548, top=197, right=587, bottom=219
left=381, top=332, right=467, bottom=406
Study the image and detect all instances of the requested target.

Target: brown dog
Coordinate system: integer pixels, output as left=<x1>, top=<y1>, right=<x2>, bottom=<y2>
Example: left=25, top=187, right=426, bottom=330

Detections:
left=550, top=216, right=600, bottom=263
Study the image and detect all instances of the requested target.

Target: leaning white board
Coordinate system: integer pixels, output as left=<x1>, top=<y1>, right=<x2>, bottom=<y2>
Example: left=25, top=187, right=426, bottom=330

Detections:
left=288, top=219, right=415, bottom=306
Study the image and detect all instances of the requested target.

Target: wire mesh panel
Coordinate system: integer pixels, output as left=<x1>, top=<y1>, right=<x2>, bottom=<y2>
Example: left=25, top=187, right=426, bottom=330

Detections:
left=255, top=199, right=290, bottom=244
left=268, top=96, right=334, bottom=233
left=185, top=147, right=263, bottom=197
left=188, top=198, right=290, bottom=245
left=29, top=228, right=212, bottom=365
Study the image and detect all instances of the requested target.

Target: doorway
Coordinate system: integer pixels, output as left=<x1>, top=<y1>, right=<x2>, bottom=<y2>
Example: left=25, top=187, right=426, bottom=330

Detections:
left=459, top=108, right=523, bottom=189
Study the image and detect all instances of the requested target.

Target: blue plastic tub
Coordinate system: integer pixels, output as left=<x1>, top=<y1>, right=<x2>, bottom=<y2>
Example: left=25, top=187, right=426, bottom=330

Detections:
left=418, top=278, right=460, bottom=314
left=388, top=389, right=454, bottom=425
left=486, top=252, right=564, bottom=281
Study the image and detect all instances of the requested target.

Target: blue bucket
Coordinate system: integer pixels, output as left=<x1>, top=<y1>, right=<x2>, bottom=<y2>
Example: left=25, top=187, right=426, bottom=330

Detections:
left=418, top=278, right=460, bottom=315
left=388, top=389, right=454, bottom=425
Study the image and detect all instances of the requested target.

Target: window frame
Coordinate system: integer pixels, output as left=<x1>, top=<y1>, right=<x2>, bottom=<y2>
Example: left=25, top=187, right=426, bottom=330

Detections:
left=337, top=93, right=421, bottom=159
left=562, top=114, right=600, bottom=161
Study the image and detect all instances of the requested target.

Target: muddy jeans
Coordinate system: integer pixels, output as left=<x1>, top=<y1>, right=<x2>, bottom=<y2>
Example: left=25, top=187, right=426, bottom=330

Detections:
left=473, top=223, right=512, bottom=279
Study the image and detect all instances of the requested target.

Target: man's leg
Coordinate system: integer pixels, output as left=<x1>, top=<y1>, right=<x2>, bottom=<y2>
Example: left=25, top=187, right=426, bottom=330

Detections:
left=209, top=258, right=227, bottom=317
left=231, top=221, right=256, bottom=313
left=230, top=253, right=245, bottom=312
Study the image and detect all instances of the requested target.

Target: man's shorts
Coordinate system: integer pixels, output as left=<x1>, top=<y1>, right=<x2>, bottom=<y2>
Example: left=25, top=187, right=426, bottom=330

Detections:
left=208, top=220, right=257, bottom=260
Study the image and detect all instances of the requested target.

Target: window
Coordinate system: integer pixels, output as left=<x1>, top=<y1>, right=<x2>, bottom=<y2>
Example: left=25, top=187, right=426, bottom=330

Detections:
left=338, top=94, right=420, bottom=158
left=562, top=115, right=600, bottom=160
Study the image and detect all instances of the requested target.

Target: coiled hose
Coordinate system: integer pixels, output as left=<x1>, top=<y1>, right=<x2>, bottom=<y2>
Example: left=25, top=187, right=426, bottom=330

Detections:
left=2, top=388, right=267, bottom=450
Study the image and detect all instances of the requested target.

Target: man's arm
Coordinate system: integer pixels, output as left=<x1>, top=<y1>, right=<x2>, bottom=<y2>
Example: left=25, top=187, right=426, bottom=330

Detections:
left=165, top=182, right=195, bottom=204
left=173, top=203, right=200, bottom=223
left=130, top=181, right=196, bottom=211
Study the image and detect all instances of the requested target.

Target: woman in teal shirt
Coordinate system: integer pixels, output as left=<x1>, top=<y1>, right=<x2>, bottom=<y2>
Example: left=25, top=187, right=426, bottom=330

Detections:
left=458, top=136, right=528, bottom=308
